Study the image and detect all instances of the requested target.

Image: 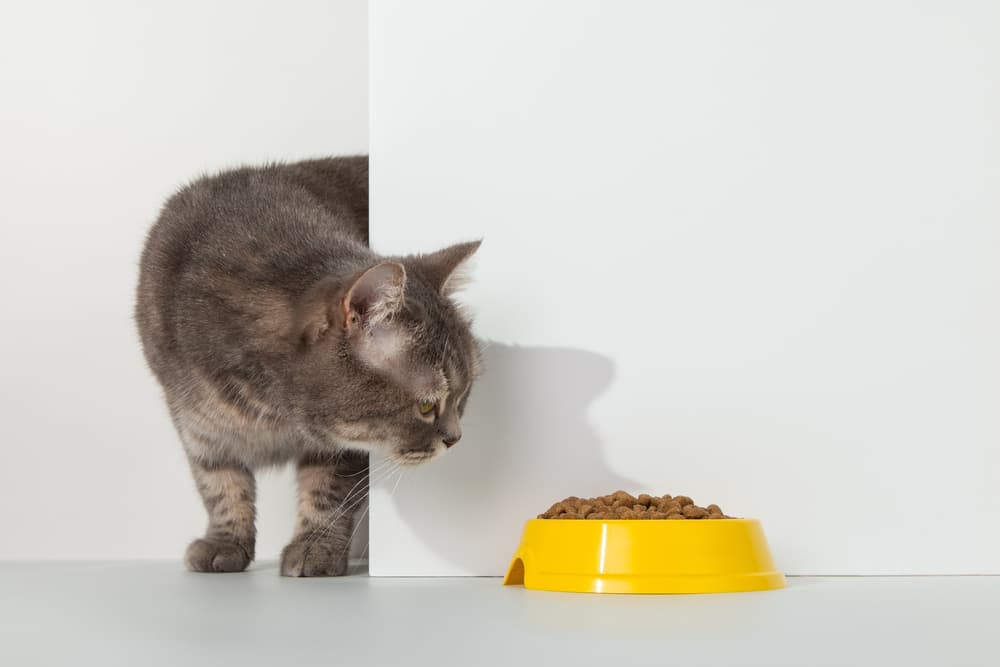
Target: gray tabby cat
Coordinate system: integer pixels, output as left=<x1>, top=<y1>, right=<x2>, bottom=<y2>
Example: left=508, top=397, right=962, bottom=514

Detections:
left=136, top=156, right=480, bottom=576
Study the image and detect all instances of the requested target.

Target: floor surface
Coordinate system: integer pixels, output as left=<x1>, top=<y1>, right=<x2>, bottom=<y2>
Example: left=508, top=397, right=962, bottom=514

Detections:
left=1, top=562, right=996, bottom=666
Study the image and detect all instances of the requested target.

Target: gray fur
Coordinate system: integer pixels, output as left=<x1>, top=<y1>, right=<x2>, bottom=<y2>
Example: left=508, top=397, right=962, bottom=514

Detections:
left=136, top=156, right=480, bottom=575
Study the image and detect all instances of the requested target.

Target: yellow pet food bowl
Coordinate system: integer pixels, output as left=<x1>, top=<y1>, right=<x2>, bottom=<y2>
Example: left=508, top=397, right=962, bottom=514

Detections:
left=503, top=518, right=785, bottom=594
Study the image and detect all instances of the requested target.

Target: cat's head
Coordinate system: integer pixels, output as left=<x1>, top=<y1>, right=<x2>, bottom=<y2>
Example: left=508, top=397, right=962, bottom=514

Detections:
left=294, top=241, right=482, bottom=465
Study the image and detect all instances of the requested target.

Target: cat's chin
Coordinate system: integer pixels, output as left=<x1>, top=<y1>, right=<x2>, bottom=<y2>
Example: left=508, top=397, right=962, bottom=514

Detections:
left=333, top=439, right=390, bottom=455
left=394, top=441, right=447, bottom=466
left=331, top=438, right=445, bottom=465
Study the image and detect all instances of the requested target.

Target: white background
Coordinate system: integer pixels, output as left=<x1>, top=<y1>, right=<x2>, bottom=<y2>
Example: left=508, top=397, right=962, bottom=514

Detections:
left=0, top=0, right=369, bottom=559
left=370, top=0, right=1000, bottom=575
left=1, top=0, right=998, bottom=578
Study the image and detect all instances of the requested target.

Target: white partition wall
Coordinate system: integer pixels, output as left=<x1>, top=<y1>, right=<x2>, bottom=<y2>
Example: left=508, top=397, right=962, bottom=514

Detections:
left=369, top=0, right=1000, bottom=576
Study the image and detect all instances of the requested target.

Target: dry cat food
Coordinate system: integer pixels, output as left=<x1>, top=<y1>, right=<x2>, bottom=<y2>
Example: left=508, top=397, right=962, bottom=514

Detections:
left=538, top=491, right=733, bottom=520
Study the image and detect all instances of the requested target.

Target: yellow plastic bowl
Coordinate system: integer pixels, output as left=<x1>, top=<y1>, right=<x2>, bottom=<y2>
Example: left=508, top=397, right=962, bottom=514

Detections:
left=503, top=518, right=785, bottom=594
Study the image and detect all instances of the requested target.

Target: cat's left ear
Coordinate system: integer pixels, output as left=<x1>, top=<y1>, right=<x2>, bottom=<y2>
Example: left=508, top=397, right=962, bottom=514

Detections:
left=414, top=240, right=481, bottom=296
left=294, top=262, right=406, bottom=345
left=340, top=262, right=407, bottom=334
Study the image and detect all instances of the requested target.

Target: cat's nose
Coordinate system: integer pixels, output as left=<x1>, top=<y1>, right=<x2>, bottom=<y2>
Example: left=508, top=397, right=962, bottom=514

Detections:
left=441, top=433, right=461, bottom=448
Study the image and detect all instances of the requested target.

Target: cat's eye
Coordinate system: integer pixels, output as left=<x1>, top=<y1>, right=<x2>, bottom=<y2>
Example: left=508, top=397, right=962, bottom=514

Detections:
left=418, top=400, right=436, bottom=416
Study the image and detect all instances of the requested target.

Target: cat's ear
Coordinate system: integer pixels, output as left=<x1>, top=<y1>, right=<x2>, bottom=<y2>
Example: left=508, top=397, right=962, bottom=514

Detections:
left=414, top=240, right=481, bottom=296
left=296, top=262, right=406, bottom=345
left=340, top=262, right=406, bottom=334
left=342, top=262, right=413, bottom=377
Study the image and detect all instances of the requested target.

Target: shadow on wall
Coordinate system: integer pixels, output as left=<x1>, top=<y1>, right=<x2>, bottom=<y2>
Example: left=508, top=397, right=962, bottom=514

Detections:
left=386, top=342, right=636, bottom=575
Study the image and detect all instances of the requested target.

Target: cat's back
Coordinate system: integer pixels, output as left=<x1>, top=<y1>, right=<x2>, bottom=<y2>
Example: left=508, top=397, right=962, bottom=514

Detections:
left=136, top=156, right=370, bottom=388
left=142, top=156, right=368, bottom=277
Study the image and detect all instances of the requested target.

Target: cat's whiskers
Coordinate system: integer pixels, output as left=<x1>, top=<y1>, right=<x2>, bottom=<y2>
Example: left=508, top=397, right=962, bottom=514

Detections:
left=318, top=461, right=402, bottom=547
left=330, top=457, right=384, bottom=508
left=299, top=485, right=369, bottom=552
left=388, top=466, right=405, bottom=498
left=346, top=459, right=403, bottom=563
left=335, top=461, right=370, bottom=478
left=296, top=461, right=377, bottom=549
left=357, top=466, right=406, bottom=567
left=338, top=502, right=371, bottom=562
left=299, top=460, right=400, bottom=551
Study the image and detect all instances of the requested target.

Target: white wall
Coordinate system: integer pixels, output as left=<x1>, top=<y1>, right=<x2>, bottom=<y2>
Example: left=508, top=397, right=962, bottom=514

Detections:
left=370, top=0, right=1000, bottom=575
left=0, top=0, right=369, bottom=559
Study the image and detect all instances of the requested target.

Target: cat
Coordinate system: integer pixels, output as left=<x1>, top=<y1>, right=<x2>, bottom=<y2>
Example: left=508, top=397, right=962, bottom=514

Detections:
left=135, top=156, right=481, bottom=576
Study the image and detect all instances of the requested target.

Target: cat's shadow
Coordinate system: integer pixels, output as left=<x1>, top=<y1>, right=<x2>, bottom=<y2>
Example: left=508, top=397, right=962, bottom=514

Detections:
left=376, top=342, right=635, bottom=575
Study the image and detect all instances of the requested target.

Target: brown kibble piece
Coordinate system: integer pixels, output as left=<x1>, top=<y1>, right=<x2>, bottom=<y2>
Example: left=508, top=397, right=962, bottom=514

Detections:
left=674, top=496, right=693, bottom=507
left=683, top=505, right=708, bottom=519
left=665, top=513, right=685, bottom=520
left=637, top=494, right=653, bottom=506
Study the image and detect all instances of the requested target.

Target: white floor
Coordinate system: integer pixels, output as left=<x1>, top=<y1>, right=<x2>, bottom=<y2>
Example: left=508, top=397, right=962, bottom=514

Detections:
left=0, top=563, right=996, bottom=666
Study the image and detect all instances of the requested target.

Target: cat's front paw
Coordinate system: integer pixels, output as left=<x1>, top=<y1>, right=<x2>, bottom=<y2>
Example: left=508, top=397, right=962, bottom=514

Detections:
left=185, top=538, right=252, bottom=573
left=280, top=540, right=349, bottom=577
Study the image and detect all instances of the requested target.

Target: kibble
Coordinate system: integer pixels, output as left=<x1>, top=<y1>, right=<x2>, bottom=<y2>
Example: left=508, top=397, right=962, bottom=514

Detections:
left=538, top=491, right=733, bottom=520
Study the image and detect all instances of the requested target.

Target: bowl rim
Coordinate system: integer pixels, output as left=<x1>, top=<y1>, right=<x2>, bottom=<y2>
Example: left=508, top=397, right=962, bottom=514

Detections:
left=526, top=517, right=757, bottom=524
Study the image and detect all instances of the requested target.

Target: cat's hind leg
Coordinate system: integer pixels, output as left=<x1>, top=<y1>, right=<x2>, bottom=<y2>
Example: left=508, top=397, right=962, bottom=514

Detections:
left=184, top=457, right=257, bottom=573
left=280, top=451, right=368, bottom=577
